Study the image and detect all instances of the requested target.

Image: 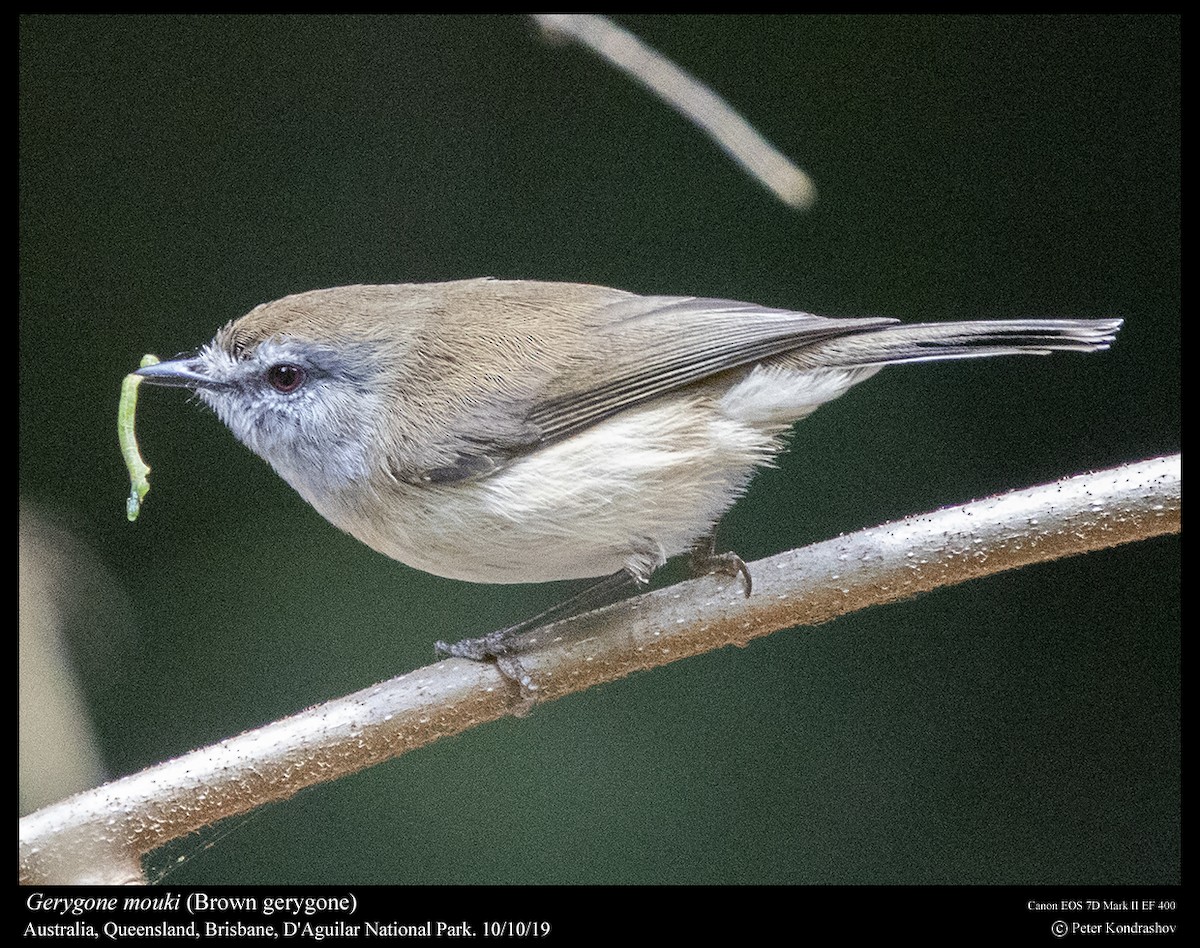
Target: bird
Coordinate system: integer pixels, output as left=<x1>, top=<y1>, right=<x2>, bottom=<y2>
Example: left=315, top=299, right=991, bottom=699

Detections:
left=134, top=278, right=1121, bottom=661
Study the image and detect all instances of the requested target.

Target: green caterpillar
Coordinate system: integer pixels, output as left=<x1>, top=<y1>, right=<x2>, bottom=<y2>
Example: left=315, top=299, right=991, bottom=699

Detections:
left=119, top=354, right=160, bottom=521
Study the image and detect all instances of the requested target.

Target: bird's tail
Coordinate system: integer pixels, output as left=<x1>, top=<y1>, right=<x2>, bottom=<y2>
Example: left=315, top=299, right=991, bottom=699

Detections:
left=783, top=318, right=1124, bottom=370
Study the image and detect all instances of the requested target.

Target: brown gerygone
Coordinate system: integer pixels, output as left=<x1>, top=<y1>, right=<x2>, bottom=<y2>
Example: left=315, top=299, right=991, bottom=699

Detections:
left=135, top=279, right=1121, bottom=656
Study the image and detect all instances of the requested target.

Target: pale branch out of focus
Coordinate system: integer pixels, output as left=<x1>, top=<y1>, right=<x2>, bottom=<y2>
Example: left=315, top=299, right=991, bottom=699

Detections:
left=534, top=14, right=817, bottom=210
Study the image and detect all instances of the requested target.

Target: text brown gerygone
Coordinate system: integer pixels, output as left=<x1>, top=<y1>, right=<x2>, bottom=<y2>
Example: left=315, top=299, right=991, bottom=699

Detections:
left=135, top=279, right=1121, bottom=664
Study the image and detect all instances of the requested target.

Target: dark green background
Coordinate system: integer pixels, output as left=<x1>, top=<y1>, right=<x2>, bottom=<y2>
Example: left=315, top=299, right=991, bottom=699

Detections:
left=20, top=15, right=1179, bottom=884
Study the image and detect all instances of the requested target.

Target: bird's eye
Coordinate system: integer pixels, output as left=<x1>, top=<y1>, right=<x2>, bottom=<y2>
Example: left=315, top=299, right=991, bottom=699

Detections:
left=267, top=363, right=306, bottom=394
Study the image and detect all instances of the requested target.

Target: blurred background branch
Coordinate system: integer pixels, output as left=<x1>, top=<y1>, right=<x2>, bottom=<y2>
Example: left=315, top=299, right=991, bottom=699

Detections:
left=534, top=14, right=817, bottom=209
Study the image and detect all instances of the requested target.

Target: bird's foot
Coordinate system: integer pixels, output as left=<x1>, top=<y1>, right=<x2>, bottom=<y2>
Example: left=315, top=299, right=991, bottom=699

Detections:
left=436, top=628, right=539, bottom=711
left=690, top=535, right=752, bottom=597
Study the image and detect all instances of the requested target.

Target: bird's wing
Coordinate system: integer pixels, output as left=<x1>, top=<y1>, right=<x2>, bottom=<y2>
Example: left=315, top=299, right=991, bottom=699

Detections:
left=389, top=280, right=895, bottom=484
left=526, top=292, right=896, bottom=445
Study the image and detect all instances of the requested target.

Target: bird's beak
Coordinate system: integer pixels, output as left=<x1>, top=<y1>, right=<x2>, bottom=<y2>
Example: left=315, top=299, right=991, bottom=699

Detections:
left=134, top=355, right=213, bottom=389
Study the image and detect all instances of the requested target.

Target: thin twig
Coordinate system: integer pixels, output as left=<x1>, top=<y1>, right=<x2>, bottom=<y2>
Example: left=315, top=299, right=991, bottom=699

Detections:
left=534, top=14, right=817, bottom=209
left=19, top=455, right=1180, bottom=884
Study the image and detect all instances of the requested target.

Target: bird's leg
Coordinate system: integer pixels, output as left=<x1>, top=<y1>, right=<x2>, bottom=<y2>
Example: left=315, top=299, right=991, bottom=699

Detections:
left=689, top=532, right=752, bottom=597
left=434, top=570, right=638, bottom=697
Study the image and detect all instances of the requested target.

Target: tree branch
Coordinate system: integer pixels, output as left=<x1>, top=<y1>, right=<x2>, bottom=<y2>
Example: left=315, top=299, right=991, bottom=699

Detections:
left=19, top=454, right=1180, bottom=884
left=534, top=14, right=817, bottom=209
